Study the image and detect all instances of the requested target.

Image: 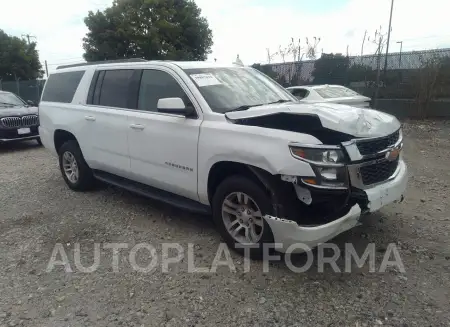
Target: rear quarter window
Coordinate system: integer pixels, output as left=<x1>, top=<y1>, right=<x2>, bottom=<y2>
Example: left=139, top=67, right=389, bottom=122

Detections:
left=41, top=71, right=85, bottom=103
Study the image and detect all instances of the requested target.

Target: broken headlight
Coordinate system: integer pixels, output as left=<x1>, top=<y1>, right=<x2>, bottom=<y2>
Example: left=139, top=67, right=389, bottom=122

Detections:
left=289, top=146, right=346, bottom=165
left=289, top=145, right=348, bottom=189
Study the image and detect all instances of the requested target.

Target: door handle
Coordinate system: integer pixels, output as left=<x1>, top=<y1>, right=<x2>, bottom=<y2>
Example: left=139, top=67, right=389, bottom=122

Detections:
left=129, top=124, right=145, bottom=130
left=85, top=116, right=96, bottom=121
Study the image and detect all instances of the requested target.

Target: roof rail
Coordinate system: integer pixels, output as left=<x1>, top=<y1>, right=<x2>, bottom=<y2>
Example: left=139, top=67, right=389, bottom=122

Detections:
left=56, top=58, right=147, bottom=70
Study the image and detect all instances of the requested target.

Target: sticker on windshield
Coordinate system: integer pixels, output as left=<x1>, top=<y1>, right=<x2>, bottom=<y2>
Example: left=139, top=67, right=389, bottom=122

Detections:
left=190, top=73, right=222, bottom=87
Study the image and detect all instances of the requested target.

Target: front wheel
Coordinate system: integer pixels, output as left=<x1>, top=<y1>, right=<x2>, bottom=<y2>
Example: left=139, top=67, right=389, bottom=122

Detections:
left=36, top=137, right=43, bottom=146
left=212, top=175, right=275, bottom=259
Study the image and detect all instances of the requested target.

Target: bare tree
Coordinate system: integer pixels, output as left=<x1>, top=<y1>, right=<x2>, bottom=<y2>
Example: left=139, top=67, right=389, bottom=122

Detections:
left=305, top=37, right=321, bottom=59
left=262, top=37, right=321, bottom=86
left=372, top=27, right=388, bottom=107
left=266, top=48, right=278, bottom=64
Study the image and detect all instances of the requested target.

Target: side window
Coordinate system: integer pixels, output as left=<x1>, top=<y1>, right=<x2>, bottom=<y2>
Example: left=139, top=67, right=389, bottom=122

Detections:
left=138, top=70, right=190, bottom=112
left=42, top=71, right=85, bottom=103
left=291, top=88, right=308, bottom=100
left=97, top=70, right=134, bottom=108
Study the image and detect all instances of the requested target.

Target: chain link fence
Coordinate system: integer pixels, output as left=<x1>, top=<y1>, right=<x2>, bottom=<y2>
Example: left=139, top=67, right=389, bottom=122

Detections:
left=0, top=79, right=46, bottom=104
left=252, top=48, right=450, bottom=102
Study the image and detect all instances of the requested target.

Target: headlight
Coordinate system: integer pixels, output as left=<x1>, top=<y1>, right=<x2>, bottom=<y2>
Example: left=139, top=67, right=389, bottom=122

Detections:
left=289, top=145, right=348, bottom=189
left=289, top=146, right=346, bottom=165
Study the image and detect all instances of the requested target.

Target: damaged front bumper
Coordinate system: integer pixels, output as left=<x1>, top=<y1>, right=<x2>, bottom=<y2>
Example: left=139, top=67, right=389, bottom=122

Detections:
left=263, top=160, right=408, bottom=253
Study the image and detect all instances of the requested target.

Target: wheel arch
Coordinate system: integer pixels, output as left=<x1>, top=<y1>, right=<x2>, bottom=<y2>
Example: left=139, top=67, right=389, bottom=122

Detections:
left=206, top=161, right=290, bottom=217
left=54, top=129, right=78, bottom=154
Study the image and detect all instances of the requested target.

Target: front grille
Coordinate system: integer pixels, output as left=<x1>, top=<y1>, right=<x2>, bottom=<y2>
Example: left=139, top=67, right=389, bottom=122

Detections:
left=1, top=115, right=39, bottom=128
left=22, top=115, right=39, bottom=126
left=360, top=158, right=399, bottom=185
left=357, top=130, right=400, bottom=156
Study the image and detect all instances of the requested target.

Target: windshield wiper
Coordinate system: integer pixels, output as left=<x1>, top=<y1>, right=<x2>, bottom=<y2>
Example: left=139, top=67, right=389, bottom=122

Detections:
left=265, top=99, right=293, bottom=105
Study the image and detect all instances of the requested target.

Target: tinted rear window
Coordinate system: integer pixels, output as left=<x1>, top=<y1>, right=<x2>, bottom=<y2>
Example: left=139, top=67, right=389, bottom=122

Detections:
left=42, top=71, right=85, bottom=103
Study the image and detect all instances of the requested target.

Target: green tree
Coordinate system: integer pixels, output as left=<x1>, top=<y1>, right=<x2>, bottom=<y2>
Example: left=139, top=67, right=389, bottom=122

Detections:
left=82, top=0, right=213, bottom=62
left=312, top=53, right=350, bottom=85
left=0, top=29, right=43, bottom=81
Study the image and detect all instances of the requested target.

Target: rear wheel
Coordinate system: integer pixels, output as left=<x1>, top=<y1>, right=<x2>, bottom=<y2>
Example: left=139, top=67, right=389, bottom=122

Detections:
left=58, top=140, right=95, bottom=191
left=212, top=175, right=275, bottom=259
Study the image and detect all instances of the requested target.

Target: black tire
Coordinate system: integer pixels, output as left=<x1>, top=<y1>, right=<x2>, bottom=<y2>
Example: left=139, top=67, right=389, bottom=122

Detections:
left=212, top=175, right=275, bottom=259
left=36, top=137, right=43, bottom=146
left=58, top=140, right=95, bottom=191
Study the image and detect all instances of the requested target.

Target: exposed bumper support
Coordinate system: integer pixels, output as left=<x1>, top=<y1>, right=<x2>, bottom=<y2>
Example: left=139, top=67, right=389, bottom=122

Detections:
left=264, top=160, right=408, bottom=253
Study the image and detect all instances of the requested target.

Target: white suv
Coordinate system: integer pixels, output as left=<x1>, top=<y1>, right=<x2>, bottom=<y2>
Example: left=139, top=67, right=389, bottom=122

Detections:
left=38, top=59, right=407, bottom=257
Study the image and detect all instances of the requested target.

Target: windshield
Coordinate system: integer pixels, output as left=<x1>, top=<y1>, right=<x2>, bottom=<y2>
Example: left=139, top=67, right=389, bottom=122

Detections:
left=315, top=86, right=360, bottom=99
left=0, top=92, right=26, bottom=107
left=183, top=67, right=296, bottom=113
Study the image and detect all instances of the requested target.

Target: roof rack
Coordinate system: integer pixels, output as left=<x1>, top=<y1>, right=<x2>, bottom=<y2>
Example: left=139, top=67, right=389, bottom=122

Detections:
left=56, top=58, right=147, bottom=70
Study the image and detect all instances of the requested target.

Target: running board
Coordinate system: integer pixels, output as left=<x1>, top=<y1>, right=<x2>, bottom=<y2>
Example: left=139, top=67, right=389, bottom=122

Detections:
left=93, top=170, right=211, bottom=215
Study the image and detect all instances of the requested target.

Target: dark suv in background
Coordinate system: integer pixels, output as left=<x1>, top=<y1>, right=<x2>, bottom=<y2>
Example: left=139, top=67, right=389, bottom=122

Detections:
left=0, top=90, right=41, bottom=145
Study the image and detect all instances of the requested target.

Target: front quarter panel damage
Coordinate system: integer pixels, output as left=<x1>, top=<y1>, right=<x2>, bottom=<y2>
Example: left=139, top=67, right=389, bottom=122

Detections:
left=228, top=112, right=355, bottom=144
left=197, top=120, right=321, bottom=204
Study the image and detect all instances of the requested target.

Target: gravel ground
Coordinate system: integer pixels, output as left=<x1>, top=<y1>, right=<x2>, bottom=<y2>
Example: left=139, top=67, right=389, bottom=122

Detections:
left=0, top=120, right=449, bottom=327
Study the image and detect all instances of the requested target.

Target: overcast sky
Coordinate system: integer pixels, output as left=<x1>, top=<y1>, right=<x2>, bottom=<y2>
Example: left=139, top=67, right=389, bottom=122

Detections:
left=1, top=0, right=449, bottom=73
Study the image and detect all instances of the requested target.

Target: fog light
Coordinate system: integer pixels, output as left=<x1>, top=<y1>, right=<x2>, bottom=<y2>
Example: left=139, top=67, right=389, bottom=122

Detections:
left=318, top=167, right=338, bottom=180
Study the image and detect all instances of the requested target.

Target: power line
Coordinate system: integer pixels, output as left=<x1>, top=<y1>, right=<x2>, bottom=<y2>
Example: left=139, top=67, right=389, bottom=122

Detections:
left=391, top=34, right=450, bottom=43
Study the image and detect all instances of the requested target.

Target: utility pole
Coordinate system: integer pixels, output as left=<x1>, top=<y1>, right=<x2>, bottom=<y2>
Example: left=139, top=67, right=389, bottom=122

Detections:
left=383, top=0, right=395, bottom=77
left=22, top=34, right=36, bottom=45
left=396, top=41, right=403, bottom=68
left=266, top=48, right=272, bottom=64
left=45, top=60, right=49, bottom=78
left=361, top=30, right=367, bottom=58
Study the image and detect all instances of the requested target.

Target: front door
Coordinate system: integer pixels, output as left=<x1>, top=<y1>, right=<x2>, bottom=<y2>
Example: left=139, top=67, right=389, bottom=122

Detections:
left=127, top=68, right=201, bottom=201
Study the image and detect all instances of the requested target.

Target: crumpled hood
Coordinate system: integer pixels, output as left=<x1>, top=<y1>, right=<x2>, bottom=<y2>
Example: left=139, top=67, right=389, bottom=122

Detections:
left=0, top=106, right=38, bottom=117
left=225, top=102, right=400, bottom=138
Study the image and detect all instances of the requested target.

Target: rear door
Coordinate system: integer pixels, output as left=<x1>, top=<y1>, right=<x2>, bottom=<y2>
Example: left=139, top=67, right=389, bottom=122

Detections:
left=83, top=69, right=140, bottom=177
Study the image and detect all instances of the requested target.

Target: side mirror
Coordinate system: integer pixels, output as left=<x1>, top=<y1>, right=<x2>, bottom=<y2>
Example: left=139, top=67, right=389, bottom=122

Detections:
left=27, top=100, right=35, bottom=106
left=157, top=97, right=196, bottom=117
left=157, top=97, right=186, bottom=114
